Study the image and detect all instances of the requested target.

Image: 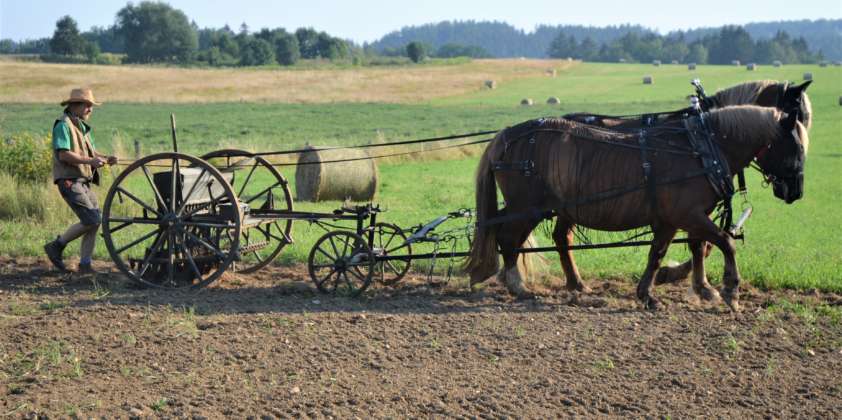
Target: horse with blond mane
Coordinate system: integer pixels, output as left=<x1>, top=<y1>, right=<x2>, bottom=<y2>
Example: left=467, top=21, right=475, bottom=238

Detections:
left=466, top=105, right=808, bottom=310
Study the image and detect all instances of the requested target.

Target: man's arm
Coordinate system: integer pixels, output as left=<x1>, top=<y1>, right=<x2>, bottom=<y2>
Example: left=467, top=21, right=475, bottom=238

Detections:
left=58, top=150, right=106, bottom=168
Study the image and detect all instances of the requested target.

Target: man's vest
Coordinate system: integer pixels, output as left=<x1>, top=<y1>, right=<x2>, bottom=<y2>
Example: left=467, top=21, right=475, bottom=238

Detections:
left=52, top=113, right=99, bottom=184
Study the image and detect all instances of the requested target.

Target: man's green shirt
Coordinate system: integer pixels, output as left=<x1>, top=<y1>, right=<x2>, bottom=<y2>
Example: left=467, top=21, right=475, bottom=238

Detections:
left=52, top=117, right=95, bottom=151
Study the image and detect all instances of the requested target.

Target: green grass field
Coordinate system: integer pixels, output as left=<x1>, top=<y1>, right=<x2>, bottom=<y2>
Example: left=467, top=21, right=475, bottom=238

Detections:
left=1, top=62, right=840, bottom=291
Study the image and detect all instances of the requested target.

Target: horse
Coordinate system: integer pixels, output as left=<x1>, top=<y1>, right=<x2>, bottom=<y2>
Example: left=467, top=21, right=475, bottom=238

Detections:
left=564, top=79, right=812, bottom=131
left=465, top=105, right=808, bottom=310
left=552, top=79, right=812, bottom=290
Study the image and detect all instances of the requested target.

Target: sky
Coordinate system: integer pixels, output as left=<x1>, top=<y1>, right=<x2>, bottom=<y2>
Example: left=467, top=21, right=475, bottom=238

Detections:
left=1, top=0, right=840, bottom=43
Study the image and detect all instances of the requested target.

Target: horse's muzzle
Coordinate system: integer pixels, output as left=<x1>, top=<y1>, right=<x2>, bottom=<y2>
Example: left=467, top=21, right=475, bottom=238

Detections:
left=773, top=174, right=803, bottom=204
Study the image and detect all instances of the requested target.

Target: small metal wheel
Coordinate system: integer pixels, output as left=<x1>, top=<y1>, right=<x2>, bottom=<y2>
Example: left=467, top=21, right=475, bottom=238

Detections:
left=201, top=149, right=294, bottom=273
left=102, top=152, right=241, bottom=289
left=372, top=222, right=411, bottom=285
left=308, top=231, right=375, bottom=296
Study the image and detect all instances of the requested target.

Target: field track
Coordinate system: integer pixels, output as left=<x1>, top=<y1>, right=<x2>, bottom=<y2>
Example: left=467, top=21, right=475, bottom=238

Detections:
left=2, top=257, right=841, bottom=417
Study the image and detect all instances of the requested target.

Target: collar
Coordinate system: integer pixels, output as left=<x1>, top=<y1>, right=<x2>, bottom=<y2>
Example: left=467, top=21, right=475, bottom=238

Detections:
left=65, top=112, right=92, bottom=134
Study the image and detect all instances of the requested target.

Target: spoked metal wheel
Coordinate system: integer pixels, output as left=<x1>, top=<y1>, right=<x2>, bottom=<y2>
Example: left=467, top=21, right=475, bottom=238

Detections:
left=308, top=231, right=375, bottom=296
left=372, top=222, right=411, bottom=285
left=102, top=152, right=242, bottom=289
left=201, top=149, right=294, bottom=273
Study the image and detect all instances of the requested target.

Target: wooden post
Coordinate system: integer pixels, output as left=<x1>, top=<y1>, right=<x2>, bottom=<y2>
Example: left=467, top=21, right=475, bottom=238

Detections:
left=134, top=140, right=140, bottom=159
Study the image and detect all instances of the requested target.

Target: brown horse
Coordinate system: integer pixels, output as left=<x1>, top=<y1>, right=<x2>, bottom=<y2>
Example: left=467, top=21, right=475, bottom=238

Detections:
left=559, top=79, right=812, bottom=289
left=565, top=79, right=813, bottom=131
left=466, top=105, right=808, bottom=310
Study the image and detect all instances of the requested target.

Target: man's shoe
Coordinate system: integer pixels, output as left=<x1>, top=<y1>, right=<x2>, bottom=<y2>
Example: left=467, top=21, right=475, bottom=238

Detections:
left=44, top=238, right=67, bottom=272
left=77, top=263, right=99, bottom=276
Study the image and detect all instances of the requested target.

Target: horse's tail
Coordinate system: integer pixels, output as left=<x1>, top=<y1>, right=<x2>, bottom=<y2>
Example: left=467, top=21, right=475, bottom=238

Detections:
left=465, top=134, right=502, bottom=284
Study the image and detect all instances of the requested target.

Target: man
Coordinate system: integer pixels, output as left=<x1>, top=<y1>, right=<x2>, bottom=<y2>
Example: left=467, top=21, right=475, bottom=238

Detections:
left=44, top=88, right=117, bottom=274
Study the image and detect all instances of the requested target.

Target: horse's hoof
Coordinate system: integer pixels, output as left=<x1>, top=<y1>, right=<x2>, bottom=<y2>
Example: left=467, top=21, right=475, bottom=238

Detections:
left=515, top=292, right=536, bottom=301
left=641, top=296, right=662, bottom=311
left=697, top=286, right=722, bottom=303
left=565, top=282, right=591, bottom=293
left=721, top=289, right=741, bottom=312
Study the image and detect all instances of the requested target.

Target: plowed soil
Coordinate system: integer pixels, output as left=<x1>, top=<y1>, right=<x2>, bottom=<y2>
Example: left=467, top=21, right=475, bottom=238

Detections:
left=2, top=256, right=841, bottom=418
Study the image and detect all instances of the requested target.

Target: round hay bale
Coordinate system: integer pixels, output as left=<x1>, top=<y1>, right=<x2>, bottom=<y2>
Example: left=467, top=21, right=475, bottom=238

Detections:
left=652, top=60, right=661, bottom=66
left=731, top=60, right=741, bottom=66
left=643, top=76, right=653, bottom=84
left=671, top=60, right=679, bottom=65
left=688, top=63, right=697, bottom=70
left=834, top=61, right=842, bottom=67
left=746, top=63, right=757, bottom=71
left=484, top=80, right=497, bottom=89
left=773, top=60, right=783, bottom=67
left=619, top=58, right=626, bottom=63
left=803, top=72, right=813, bottom=81
left=546, top=96, right=560, bottom=105
left=295, top=146, right=378, bottom=202
left=520, top=98, right=534, bottom=106
left=819, top=61, right=828, bottom=67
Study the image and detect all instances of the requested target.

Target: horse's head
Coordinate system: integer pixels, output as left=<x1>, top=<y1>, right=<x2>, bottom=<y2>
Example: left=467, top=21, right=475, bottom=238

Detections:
left=756, top=111, right=807, bottom=204
left=777, top=80, right=813, bottom=130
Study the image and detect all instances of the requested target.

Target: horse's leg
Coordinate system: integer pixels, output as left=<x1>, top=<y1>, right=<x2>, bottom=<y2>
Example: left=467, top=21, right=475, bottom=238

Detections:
left=552, top=222, right=591, bottom=292
left=685, top=215, right=742, bottom=312
left=655, top=241, right=714, bottom=285
left=636, top=226, right=678, bottom=310
left=496, top=218, right=540, bottom=298
left=688, top=238, right=721, bottom=304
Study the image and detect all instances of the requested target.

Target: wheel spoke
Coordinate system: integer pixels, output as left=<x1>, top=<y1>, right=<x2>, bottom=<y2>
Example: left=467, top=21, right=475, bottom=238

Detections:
left=108, top=216, right=160, bottom=225
left=115, top=228, right=160, bottom=255
left=315, top=246, right=335, bottom=262
left=137, top=228, right=168, bottom=278
left=141, top=164, right=167, bottom=212
left=245, top=181, right=282, bottom=205
left=237, top=160, right=260, bottom=198
left=115, top=187, right=160, bottom=217
left=316, top=267, right=337, bottom=288
left=167, top=230, right=175, bottom=286
left=180, top=233, right=204, bottom=282
left=170, top=159, right=179, bottom=212
left=182, top=229, right=227, bottom=261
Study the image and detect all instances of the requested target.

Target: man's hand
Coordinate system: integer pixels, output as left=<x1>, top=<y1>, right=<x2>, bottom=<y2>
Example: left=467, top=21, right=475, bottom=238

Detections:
left=106, top=156, right=118, bottom=166
left=89, top=157, right=107, bottom=169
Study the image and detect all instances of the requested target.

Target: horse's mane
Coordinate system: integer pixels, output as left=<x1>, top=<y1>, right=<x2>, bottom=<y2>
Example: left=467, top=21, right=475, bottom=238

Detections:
left=707, top=105, right=810, bottom=154
left=800, top=91, right=813, bottom=132
left=528, top=117, right=635, bottom=142
left=713, top=80, right=777, bottom=106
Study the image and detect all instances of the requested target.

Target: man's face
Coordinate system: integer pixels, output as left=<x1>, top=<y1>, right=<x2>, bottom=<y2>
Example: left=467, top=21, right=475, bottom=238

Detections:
left=70, top=102, right=93, bottom=121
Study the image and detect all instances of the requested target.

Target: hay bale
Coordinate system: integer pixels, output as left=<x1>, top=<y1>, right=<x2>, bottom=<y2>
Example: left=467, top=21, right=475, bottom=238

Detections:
left=773, top=60, right=783, bottom=67
left=803, top=72, right=813, bottom=81
left=671, top=60, right=679, bottom=65
left=484, top=80, right=497, bottom=89
left=643, top=76, right=653, bottom=84
left=732, top=60, right=741, bottom=66
left=652, top=60, right=661, bottom=66
left=618, top=58, right=626, bottom=63
left=295, top=146, right=378, bottom=202
left=819, top=61, right=828, bottom=67
left=746, top=63, right=757, bottom=71
left=520, top=98, right=534, bottom=106
left=834, top=61, right=842, bottom=67
left=546, top=68, right=557, bottom=77
left=546, top=96, right=560, bottom=105
left=688, top=63, right=697, bottom=70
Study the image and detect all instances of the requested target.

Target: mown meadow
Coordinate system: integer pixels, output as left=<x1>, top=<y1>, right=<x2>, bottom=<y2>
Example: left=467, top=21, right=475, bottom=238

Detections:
left=1, top=61, right=839, bottom=291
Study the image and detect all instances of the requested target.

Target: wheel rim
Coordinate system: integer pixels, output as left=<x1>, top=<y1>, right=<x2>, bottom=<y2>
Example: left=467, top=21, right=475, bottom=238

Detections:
left=373, top=222, right=411, bottom=285
left=201, top=149, right=293, bottom=273
left=308, top=231, right=374, bottom=296
left=102, top=152, right=241, bottom=289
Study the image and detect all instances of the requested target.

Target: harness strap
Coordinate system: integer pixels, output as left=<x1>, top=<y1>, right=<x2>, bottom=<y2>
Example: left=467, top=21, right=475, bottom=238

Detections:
left=638, top=129, right=659, bottom=222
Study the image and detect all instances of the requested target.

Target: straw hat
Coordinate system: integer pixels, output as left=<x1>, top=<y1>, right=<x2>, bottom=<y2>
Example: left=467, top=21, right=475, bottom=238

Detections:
left=60, top=88, right=101, bottom=106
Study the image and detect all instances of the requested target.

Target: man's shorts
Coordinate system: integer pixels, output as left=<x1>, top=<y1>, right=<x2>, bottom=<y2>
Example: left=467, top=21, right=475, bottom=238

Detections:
left=57, top=178, right=101, bottom=226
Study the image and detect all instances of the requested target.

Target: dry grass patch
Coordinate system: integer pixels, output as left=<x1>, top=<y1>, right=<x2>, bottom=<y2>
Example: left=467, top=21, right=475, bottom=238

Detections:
left=0, top=59, right=578, bottom=104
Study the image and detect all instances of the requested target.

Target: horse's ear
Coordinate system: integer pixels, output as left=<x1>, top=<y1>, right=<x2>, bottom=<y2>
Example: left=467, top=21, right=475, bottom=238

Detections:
left=781, top=111, right=799, bottom=130
left=797, top=80, right=813, bottom=91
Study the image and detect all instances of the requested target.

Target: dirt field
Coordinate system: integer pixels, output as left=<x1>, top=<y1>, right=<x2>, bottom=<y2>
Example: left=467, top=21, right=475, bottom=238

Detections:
left=1, top=256, right=841, bottom=418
